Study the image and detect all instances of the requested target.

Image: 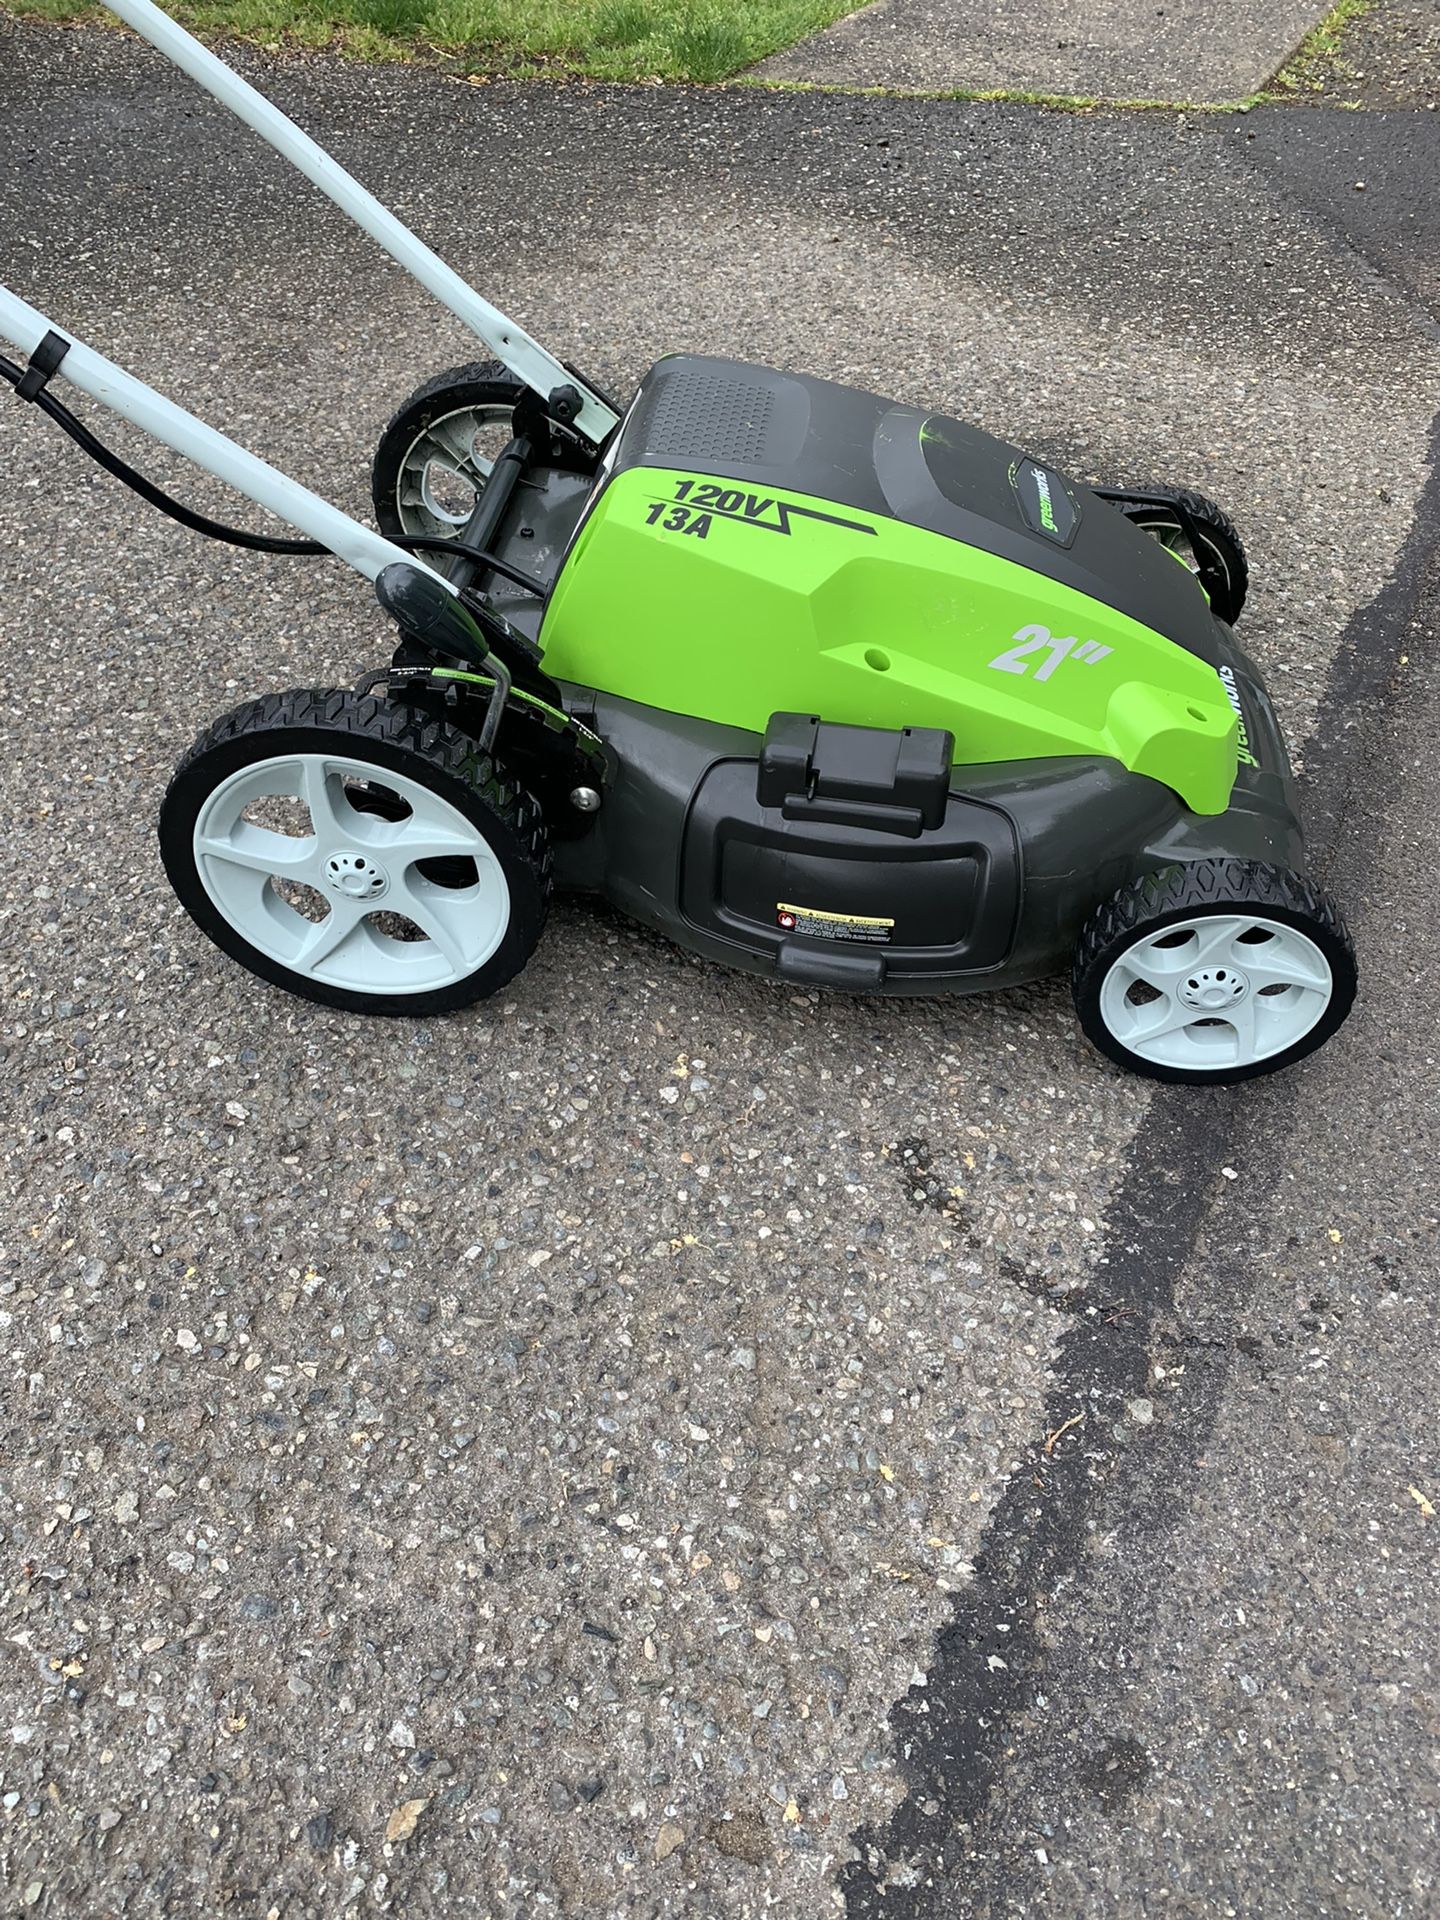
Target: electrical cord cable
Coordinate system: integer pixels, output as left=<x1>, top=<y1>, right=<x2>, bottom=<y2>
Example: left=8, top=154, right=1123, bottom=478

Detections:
left=1, top=350, right=545, bottom=593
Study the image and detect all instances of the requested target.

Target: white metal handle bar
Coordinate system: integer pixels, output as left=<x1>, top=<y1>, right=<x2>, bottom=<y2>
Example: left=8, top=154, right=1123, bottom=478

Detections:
left=102, top=0, right=621, bottom=446
left=0, top=283, right=447, bottom=587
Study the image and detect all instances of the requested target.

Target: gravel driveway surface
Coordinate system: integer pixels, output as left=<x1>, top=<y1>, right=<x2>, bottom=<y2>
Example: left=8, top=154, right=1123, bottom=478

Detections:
left=1, top=19, right=1437, bottom=1917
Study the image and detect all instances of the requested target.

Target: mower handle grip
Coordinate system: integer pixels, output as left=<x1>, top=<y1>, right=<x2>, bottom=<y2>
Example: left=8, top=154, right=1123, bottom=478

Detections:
left=375, top=564, right=490, bottom=666
left=375, top=565, right=513, bottom=754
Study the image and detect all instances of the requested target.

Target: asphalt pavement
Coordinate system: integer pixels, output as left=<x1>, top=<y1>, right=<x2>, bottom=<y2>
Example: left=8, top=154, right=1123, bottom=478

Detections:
left=0, top=13, right=1437, bottom=1919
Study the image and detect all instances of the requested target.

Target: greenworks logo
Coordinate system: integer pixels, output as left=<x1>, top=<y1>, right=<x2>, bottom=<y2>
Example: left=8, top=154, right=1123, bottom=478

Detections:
left=1217, top=664, right=1259, bottom=768
left=1032, top=468, right=1058, bottom=534
left=1011, top=458, right=1078, bottom=544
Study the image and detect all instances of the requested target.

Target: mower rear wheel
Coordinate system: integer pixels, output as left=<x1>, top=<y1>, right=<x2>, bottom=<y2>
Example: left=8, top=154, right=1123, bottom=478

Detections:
left=1124, top=488, right=1249, bottom=625
left=160, top=688, right=550, bottom=1015
left=372, top=361, right=527, bottom=546
left=1073, top=859, right=1355, bottom=1084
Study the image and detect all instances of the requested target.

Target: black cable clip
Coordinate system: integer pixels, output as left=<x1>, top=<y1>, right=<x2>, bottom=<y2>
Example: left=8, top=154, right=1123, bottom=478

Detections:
left=15, top=330, right=70, bottom=404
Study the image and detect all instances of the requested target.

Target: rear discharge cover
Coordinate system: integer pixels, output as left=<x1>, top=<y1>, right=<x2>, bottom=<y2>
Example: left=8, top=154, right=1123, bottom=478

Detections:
left=680, top=756, right=1020, bottom=987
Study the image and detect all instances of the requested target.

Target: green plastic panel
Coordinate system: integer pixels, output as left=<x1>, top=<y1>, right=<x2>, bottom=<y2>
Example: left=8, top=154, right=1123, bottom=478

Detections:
left=539, top=467, right=1239, bottom=815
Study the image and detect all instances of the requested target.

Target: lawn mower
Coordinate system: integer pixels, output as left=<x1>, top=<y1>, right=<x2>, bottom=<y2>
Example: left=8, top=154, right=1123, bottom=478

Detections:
left=0, top=0, right=1356, bottom=1083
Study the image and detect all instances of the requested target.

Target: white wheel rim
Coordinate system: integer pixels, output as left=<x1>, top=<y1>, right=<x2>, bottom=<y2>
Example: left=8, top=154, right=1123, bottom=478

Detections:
left=193, top=752, right=511, bottom=995
left=395, top=403, right=514, bottom=541
left=1099, top=912, right=1333, bottom=1072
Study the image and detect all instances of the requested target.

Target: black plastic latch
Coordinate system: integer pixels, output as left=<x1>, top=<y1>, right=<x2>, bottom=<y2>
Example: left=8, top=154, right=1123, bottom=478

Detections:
left=15, top=330, right=70, bottom=404
left=757, top=713, right=954, bottom=839
left=546, top=383, right=583, bottom=427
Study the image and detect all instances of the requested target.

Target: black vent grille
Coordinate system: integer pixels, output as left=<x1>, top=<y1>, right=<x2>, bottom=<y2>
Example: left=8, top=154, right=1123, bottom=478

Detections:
left=643, top=371, right=777, bottom=464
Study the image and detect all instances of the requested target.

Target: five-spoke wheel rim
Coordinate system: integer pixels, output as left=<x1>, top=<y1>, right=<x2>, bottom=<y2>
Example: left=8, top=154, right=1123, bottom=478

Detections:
left=1100, top=913, right=1334, bottom=1072
left=193, top=753, right=511, bottom=995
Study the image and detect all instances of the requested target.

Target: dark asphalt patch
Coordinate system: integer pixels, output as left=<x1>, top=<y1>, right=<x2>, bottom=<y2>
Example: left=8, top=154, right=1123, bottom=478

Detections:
left=842, top=1090, right=1240, bottom=1911
left=839, top=404, right=1440, bottom=1915
left=1234, top=106, right=1440, bottom=327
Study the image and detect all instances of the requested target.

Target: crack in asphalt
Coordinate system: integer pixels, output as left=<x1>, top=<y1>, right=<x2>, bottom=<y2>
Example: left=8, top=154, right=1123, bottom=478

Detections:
left=842, top=368, right=1440, bottom=1920
left=843, top=1086, right=1237, bottom=1910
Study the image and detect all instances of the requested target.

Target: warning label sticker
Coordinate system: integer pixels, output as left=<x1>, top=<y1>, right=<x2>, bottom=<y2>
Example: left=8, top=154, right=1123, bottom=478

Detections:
left=776, top=902, right=894, bottom=945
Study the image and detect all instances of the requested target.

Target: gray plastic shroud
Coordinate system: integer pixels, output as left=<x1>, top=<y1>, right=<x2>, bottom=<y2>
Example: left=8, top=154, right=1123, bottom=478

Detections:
left=551, top=634, right=1306, bottom=998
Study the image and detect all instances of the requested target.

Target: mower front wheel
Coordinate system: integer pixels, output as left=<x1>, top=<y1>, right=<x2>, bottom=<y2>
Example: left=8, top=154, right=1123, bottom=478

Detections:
left=1073, top=859, right=1355, bottom=1084
left=160, top=689, right=550, bottom=1015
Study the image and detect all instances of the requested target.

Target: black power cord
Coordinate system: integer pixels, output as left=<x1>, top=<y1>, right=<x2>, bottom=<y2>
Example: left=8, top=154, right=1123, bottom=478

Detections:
left=0, top=347, right=546, bottom=595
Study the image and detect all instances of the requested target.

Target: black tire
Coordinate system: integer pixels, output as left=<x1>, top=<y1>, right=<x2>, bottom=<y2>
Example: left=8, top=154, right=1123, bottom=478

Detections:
left=1124, top=487, right=1249, bottom=626
left=1073, top=859, right=1355, bottom=1085
left=371, top=361, right=526, bottom=542
left=159, top=688, right=551, bottom=1016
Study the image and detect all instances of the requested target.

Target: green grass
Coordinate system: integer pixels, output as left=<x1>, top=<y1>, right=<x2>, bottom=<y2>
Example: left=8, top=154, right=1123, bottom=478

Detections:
left=4, top=0, right=863, bottom=82
left=740, top=73, right=1258, bottom=112
left=1265, top=0, right=1374, bottom=95
left=5, top=0, right=1380, bottom=105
